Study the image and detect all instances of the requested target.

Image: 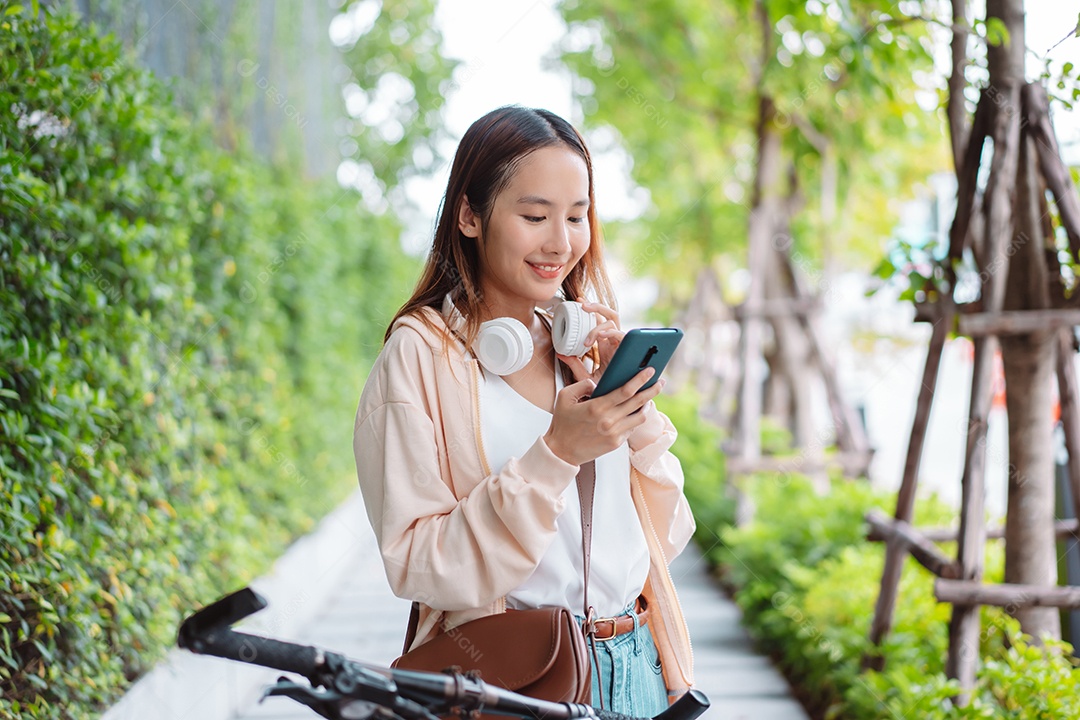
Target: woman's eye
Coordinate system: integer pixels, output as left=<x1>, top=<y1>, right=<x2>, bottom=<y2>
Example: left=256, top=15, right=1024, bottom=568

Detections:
left=568, top=216, right=585, bottom=224
left=523, top=215, right=544, bottom=223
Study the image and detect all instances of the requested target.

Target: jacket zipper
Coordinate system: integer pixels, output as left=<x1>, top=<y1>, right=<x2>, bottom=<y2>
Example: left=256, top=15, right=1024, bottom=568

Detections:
left=470, top=360, right=492, bottom=477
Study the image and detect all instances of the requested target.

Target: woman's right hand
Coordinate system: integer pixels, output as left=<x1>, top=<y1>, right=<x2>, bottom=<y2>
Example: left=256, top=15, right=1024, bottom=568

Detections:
left=542, top=366, right=664, bottom=466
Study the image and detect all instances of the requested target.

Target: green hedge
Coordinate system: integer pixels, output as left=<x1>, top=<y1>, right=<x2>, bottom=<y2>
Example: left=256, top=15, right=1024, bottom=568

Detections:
left=711, top=473, right=1080, bottom=719
left=0, top=6, right=421, bottom=718
left=655, top=389, right=734, bottom=550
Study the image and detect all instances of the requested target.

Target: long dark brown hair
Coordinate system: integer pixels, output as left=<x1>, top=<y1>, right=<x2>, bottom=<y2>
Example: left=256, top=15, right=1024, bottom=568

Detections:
left=384, top=106, right=616, bottom=347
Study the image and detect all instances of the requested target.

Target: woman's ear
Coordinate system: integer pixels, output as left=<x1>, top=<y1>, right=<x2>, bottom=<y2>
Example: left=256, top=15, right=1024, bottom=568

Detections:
left=457, top=195, right=481, bottom=239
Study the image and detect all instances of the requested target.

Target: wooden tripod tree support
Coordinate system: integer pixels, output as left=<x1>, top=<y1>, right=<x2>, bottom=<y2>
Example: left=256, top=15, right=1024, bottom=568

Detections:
left=864, top=82, right=1080, bottom=703
left=667, top=266, right=738, bottom=424
left=668, top=258, right=873, bottom=487
left=725, top=240, right=873, bottom=482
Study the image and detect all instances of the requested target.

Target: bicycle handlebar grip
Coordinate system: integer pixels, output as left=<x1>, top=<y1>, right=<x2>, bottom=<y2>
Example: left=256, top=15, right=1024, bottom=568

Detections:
left=652, top=689, right=710, bottom=720
left=184, top=628, right=322, bottom=679
left=591, top=688, right=712, bottom=720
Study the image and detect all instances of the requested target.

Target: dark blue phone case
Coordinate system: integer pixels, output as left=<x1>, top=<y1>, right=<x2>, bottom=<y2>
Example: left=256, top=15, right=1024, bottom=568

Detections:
left=590, top=328, right=683, bottom=398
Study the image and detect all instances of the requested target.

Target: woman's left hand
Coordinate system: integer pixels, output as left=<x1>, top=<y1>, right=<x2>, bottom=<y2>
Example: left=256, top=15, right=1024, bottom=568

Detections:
left=556, top=301, right=623, bottom=385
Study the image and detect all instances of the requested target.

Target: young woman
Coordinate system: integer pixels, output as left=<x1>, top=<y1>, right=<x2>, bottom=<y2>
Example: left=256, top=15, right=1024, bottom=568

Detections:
left=353, top=105, right=695, bottom=715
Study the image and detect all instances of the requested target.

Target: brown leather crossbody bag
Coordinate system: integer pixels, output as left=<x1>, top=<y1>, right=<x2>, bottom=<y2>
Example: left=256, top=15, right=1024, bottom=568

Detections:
left=391, top=460, right=600, bottom=710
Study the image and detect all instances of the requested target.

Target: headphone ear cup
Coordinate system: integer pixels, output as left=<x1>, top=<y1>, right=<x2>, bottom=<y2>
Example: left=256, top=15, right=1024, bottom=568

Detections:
left=476, top=318, right=533, bottom=375
left=552, top=301, right=595, bottom=357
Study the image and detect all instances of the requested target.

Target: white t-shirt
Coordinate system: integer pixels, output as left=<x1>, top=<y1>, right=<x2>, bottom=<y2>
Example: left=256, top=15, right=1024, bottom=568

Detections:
left=479, top=361, right=651, bottom=617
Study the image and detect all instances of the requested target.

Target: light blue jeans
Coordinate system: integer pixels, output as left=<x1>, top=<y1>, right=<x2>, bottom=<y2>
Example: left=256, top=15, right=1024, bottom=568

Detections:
left=576, top=601, right=668, bottom=716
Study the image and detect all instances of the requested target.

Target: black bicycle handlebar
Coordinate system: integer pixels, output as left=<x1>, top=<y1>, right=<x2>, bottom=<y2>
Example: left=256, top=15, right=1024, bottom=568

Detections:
left=178, top=587, right=710, bottom=720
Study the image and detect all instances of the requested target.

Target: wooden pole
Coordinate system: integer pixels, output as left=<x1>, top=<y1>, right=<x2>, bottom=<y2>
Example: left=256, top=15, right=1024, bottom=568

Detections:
left=947, top=91, right=991, bottom=269
left=946, top=334, right=996, bottom=698
left=947, top=0, right=971, bottom=174
left=865, top=315, right=949, bottom=669
left=960, top=309, right=1080, bottom=336
left=868, top=518, right=1080, bottom=543
left=1056, top=329, right=1080, bottom=528
left=937, top=579, right=1080, bottom=609
left=726, top=451, right=870, bottom=476
left=865, top=512, right=962, bottom=579
left=1024, top=84, right=1080, bottom=261
left=777, top=250, right=871, bottom=463
left=668, top=268, right=710, bottom=393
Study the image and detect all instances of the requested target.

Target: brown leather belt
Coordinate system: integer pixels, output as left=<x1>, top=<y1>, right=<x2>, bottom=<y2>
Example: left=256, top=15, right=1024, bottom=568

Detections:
left=586, top=596, right=649, bottom=642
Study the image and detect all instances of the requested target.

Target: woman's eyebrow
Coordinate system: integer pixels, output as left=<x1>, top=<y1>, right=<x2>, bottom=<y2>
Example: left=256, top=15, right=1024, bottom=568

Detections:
left=517, top=195, right=590, bottom=208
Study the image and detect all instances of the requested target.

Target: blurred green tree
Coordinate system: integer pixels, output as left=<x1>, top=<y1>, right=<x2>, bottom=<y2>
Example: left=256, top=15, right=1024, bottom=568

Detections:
left=556, top=0, right=949, bottom=456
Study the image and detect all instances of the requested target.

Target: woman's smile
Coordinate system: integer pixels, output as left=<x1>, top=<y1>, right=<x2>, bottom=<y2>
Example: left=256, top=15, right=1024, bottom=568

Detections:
left=527, top=261, right=564, bottom=279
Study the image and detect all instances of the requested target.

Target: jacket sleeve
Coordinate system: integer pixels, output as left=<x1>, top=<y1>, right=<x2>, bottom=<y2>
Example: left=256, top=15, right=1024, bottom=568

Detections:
left=353, top=329, right=580, bottom=612
left=626, top=400, right=696, bottom=562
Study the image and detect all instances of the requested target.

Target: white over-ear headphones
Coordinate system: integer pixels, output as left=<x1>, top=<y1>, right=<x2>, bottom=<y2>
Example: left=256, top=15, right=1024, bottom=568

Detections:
left=441, top=293, right=595, bottom=376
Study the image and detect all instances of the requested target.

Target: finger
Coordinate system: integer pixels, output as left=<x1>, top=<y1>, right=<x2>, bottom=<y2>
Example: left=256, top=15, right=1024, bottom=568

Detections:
left=616, top=375, right=663, bottom=414
left=580, top=302, right=621, bottom=328
left=612, top=366, right=656, bottom=403
left=592, top=329, right=623, bottom=345
left=559, top=376, right=596, bottom=402
left=584, top=321, right=619, bottom=346
left=611, top=402, right=653, bottom=437
left=556, top=353, right=590, bottom=383
left=640, top=379, right=665, bottom=407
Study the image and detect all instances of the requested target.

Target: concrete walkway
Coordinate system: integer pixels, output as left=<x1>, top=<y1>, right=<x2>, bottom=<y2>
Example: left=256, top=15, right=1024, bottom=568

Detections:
left=669, top=546, right=809, bottom=719
left=234, top=522, right=808, bottom=720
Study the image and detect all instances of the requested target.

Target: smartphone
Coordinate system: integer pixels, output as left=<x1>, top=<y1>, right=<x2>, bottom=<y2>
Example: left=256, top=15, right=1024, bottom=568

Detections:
left=590, top=328, right=683, bottom=398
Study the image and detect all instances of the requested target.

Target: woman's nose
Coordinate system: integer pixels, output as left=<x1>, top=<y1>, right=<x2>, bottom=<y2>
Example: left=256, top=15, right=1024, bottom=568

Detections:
left=544, top=222, right=572, bottom=254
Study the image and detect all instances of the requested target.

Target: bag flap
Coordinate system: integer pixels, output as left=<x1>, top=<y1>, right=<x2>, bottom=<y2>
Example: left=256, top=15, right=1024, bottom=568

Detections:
left=392, top=607, right=566, bottom=690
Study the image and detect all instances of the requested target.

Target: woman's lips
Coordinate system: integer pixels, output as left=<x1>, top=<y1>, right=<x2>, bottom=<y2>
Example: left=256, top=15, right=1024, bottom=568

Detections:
left=527, top=262, right=563, bottom=279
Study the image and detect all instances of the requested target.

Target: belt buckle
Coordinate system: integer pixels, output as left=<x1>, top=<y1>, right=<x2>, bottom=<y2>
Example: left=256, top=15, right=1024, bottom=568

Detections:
left=592, top=617, right=618, bottom=642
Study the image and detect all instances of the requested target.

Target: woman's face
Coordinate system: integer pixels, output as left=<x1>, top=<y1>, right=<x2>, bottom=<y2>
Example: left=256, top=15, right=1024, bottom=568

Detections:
left=463, top=145, right=591, bottom=313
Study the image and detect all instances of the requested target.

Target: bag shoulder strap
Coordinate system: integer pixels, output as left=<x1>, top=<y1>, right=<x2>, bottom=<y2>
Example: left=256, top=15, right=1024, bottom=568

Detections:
left=576, top=459, right=596, bottom=620
left=576, top=459, right=604, bottom=709
left=402, top=600, right=420, bottom=655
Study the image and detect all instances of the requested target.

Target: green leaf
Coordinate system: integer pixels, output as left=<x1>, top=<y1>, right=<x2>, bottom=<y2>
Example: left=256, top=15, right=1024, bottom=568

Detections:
left=4, top=5, right=23, bottom=15
left=985, top=17, right=1010, bottom=47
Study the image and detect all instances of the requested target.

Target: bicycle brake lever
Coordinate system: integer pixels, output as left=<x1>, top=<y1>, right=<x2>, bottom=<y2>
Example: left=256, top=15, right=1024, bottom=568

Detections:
left=264, top=678, right=350, bottom=719
left=264, top=677, right=435, bottom=720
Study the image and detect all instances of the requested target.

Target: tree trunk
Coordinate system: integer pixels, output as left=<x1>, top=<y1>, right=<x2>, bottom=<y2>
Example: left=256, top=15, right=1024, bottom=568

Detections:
left=738, top=97, right=782, bottom=461
left=738, top=0, right=785, bottom=464
left=986, top=0, right=1061, bottom=642
left=949, top=0, right=1026, bottom=698
left=764, top=243, right=815, bottom=448
left=1000, top=124, right=1060, bottom=641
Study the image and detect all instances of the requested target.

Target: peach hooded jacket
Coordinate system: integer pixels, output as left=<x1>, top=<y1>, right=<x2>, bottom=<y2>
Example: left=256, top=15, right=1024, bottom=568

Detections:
left=352, top=306, right=696, bottom=698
